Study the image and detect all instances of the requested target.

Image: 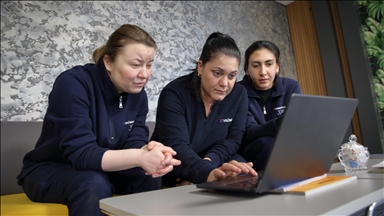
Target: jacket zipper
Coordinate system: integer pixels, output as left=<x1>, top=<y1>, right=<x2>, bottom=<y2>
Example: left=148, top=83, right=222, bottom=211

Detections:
left=111, top=96, right=123, bottom=140
left=263, top=106, right=267, bottom=115
left=109, top=118, right=115, bottom=140
left=119, top=96, right=123, bottom=109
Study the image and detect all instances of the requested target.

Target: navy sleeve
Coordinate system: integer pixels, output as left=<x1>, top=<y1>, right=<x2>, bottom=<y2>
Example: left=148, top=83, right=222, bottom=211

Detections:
left=46, top=71, right=108, bottom=171
left=242, top=80, right=302, bottom=144
left=242, top=112, right=278, bottom=144
left=155, top=87, right=215, bottom=184
left=123, top=91, right=149, bottom=149
left=292, top=81, right=302, bottom=94
left=205, top=86, right=248, bottom=167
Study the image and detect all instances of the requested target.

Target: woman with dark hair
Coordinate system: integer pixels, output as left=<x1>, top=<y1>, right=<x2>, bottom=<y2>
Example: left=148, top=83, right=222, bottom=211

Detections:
left=151, top=32, right=257, bottom=187
left=238, top=40, right=302, bottom=171
left=17, top=24, right=180, bottom=215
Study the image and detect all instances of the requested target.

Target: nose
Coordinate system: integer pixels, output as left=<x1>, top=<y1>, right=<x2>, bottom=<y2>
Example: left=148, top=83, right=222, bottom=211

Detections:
left=219, top=76, right=228, bottom=87
left=260, top=65, right=267, bottom=76
left=138, top=67, right=150, bottom=79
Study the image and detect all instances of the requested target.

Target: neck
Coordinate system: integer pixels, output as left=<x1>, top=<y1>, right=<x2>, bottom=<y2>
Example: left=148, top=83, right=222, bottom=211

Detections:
left=200, top=86, right=215, bottom=108
left=203, top=99, right=215, bottom=107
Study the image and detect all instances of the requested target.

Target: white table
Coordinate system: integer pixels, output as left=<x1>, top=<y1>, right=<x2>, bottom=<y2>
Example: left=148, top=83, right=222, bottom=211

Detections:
left=100, top=159, right=384, bottom=215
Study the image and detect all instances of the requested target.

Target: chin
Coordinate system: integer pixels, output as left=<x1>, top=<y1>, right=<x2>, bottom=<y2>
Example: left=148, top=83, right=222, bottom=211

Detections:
left=127, top=88, right=144, bottom=94
left=257, top=85, right=270, bottom=90
left=214, top=95, right=227, bottom=101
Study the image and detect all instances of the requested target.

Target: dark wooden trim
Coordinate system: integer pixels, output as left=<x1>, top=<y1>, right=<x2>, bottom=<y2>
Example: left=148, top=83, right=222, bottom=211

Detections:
left=328, top=1, right=362, bottom=143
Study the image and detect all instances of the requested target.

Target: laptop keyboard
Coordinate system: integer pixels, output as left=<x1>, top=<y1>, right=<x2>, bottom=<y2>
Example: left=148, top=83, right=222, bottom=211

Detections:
left=220, top=176, right=260, bottom=188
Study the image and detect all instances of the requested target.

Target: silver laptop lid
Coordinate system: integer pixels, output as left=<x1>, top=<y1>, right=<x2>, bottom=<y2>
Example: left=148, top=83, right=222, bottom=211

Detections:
left=258, top=94, right=358, bottom=192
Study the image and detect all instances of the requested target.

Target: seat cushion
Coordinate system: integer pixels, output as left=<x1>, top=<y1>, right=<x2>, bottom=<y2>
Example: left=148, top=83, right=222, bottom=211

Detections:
left=1, top=193, right=68, bottom=215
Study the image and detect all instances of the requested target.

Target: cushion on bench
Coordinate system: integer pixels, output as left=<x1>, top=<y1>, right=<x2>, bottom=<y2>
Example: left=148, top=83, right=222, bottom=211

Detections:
left=1, top=193, right=68, bottom=215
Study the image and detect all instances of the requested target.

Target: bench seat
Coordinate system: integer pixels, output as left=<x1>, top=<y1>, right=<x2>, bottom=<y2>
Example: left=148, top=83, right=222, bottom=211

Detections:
left=1, top=121, right=156, bottom=215
left=1, top=193, right=68, bottom=215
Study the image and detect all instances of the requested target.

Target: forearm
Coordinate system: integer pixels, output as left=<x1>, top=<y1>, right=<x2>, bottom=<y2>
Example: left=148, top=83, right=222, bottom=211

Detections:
left=101, top=149, right=142, bottom=171
left=243, top=120, right=277, bottom=145
left=175, top=158, right=214, bottom=184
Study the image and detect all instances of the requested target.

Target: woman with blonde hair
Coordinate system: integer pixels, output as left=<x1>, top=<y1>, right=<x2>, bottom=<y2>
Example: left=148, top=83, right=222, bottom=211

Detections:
left=17, top=24, right=180, bottom=215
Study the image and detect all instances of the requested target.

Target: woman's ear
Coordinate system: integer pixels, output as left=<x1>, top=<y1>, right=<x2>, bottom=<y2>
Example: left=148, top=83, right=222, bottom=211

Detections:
left=276, top=63, right=280, bottom=74
left=197, top=60, right=203, bottom=75
left=103, top=55, right=113, bottom=73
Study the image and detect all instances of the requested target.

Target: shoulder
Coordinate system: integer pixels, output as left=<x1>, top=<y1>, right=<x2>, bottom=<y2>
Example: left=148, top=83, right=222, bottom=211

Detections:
left=162, top=73, right=192, bottom=93
left=278, top=77, right=300, bottom=88
left=238, top=75, right=249, bottom=86
left=56, top=64, right=95, bottom=83
left=233, top=82, right=247, bottom=94
left=237, top=75, right=253, bottom=91
left=279, top=77, right=299, bottom=84
left=52, top=64, right=99, bottom=95
left=227, top=83, right=247, bottom=102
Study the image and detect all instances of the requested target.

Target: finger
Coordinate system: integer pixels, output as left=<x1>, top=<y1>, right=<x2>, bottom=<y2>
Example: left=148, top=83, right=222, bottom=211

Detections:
left=157, top=165, right=174, bottom=175
left=151, top=173, right=162, bottom=178
left=169, top=158, right=181, bottom=166
left=249, top=167, right=258, bottom=176
left=161, top=153, right=180, bottom=166
left=213, top=169, right=226, bottom=180
left=160, top=146, right=177, bottom=155
left=148, top=140, right=162, bottom=145
left=229, top=160, right=248, bottom=173
left=223, top=171, right=236, bottom=178
left=152, top=145, right=177, bottom=155
left=146, top=142, right=156, bottom=150
left=221, top=162, right=241, bottom=173
left=229, top=160, right=254, bottom=174
left=162, top=152, right=173, bottom=165
left=241, top=162, right=257, bottom=176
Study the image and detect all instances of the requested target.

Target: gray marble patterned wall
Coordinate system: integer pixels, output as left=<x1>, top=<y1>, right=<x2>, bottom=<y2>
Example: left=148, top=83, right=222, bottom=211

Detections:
left=1, top=1, right=297, bottom=122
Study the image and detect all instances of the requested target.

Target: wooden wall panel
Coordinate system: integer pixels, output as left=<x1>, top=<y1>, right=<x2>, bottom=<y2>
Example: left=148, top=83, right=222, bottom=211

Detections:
left=286, top=0, right=362, bottom=143
left=329, top=1, right=362, bottom=143
left=286, top=1, right=328, bottom=96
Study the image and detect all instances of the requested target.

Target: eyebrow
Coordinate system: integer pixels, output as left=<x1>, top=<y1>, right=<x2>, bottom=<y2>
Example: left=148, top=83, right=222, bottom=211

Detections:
left=251, top=59, right=274, bottom=64
left=212, top=67, right=238, bottom=73
left=130, top=58, right=154, bottom=63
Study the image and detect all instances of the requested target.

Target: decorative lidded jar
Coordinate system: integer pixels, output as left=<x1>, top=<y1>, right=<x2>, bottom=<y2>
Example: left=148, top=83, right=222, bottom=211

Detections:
left=338, top=134, right=370, bottom=172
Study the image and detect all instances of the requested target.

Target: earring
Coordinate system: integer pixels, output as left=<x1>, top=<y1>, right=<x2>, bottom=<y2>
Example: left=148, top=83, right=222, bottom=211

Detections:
left=198, top=73, right=201, bottom=77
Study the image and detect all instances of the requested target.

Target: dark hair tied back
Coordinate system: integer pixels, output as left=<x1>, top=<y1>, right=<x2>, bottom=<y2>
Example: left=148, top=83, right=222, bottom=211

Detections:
left=199, top=32, right=241, bottom=64
left=190, top=32, right=241, bottom=100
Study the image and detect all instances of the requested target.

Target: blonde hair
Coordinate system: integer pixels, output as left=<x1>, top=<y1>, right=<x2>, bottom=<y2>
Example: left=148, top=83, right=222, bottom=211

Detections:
left=92, top=24, right=157, bottom=63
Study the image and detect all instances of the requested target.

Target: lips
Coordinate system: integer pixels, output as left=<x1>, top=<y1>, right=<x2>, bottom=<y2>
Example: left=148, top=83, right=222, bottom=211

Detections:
left=215, top=89, right=227, bottom=94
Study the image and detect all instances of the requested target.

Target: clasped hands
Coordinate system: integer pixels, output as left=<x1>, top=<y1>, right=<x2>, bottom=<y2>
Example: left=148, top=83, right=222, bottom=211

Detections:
left=140, top=141, right=181, bottom=178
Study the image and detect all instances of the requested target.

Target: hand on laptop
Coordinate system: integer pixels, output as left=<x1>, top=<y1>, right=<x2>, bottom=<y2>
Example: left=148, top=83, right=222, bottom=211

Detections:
left=141, top=141, right=181, bottom=178
left=207, top=160, right=257, bottom=182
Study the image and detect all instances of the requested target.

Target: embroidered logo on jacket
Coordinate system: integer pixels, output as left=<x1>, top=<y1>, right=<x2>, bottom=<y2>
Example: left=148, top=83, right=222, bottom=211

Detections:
left=124, top=120, right=135, bottom=131
left=274, top=106, right=286, bottom=116
left=220, top=118, right=233, bottom=123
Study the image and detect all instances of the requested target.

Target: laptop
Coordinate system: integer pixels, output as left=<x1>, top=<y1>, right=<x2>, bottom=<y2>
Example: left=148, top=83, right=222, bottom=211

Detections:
left=196, top=93, right=359, bottom=194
